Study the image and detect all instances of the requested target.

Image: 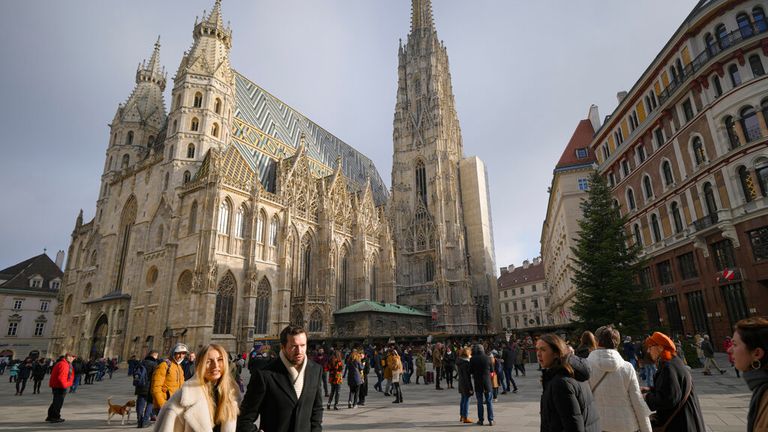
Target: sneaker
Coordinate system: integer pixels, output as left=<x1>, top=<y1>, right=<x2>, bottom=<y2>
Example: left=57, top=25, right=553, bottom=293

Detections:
left=513, top=388, right=518, bottom=393
left=488, top=421, right=495, bottom=426
left=50, top=418, right=65, bottom=423
left=333, top=406, right=339, bottom=411
left=476, top=420, right=484, bottom=426
left=463, top=417, right=474, bottom=424
left=501, top=391, right=508, bottom=395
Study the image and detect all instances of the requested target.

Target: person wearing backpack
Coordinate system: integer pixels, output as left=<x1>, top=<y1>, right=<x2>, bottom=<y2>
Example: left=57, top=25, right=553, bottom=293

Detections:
left=134, top=350, right=158, bottom=429
left=151, top=344, right=187, bottom=411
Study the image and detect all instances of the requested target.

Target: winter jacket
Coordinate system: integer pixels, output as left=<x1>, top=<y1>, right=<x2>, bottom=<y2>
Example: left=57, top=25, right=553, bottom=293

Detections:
left=443, top=351, right=456, bottom=372
left=644, top=355, right=705, bottom=431
left=501, top=347, right=514, bottom=366
left=134, top=356, right=159, bottom=396
left=540, top=355, right=600, bottom=432
left=154, top=378, right=236, bottom=432
left=469, top=348, right=493, bottom=394
left=49, top=358, right=74, bottom=389
left=17, top=361, right=33, bottom=380
left=415, top=354, right=426, bottom=376
left=345, top=359, right=363, bottom=386
left=387, top=353, right=403, bottom=383
left=457, top=357, right=473, bottom=396
left=328, top=358, right=344, bottom=385
left=32, top=362, right=47, bottom=380
left=701, top=339, right=715, bottom=358
left=152, top=359, right=186, bottom=409
left=587, top=348, right=651, bottom=432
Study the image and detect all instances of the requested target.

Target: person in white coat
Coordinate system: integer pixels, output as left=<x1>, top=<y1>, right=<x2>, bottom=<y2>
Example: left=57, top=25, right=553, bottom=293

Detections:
left=587, top=325, right=652, bottom=432
left=155, top=343, right=240, bottom=432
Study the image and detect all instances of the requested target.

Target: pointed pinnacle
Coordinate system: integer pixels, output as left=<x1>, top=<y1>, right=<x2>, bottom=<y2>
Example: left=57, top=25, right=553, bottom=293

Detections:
left=411, top=0, right=435, bottom=33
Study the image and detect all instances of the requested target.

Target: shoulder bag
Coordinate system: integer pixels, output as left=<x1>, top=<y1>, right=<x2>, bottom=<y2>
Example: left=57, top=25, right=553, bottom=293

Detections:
left=651, top=373, right=692, bottom=432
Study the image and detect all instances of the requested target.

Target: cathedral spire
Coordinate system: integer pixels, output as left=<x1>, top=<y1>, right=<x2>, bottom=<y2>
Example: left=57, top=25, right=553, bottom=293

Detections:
left=136, top=36, right=166, bottom=91
left=410, top=0, right=435, bottom=33
left=193, top=0, right=231, bottom=49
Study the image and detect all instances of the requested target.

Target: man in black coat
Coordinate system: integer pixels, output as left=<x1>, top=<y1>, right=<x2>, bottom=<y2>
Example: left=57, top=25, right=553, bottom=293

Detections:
left=469, top=345, right=494, bottom=426
left=237, top=325, right=323, bottom=432
left=134, top=350, right=158, bottom=429
left=500, top=344, right=518, bottom=393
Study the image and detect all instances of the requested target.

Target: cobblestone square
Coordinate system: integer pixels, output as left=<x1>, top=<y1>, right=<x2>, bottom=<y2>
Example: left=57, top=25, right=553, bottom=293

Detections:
left=0, top=356, right=750, bottom=432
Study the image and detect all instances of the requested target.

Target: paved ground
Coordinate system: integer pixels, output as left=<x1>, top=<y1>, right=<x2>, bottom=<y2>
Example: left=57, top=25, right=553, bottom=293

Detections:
left=0, top=354, right=750, bottom=432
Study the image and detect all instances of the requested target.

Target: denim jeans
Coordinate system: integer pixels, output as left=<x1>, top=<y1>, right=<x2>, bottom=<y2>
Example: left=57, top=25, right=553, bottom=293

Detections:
left=460, top=394, right=471, bottom=418
left=136, top=394, right=153, bottom=427
left=476, top=391, right=493, bottom=422
left=642, top=364, right=656, bottom=387
left=69, top=374, right=80, bottom=393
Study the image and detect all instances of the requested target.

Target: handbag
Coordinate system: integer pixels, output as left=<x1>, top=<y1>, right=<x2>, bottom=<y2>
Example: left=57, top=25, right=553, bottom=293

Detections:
left=651, top=375, right=692, bottom=432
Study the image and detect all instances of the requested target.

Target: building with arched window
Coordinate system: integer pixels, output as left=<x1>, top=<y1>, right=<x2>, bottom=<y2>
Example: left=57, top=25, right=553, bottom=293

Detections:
left=51, top=0, right=412, bottom=358
left=583, top=0, right=768, bottom=344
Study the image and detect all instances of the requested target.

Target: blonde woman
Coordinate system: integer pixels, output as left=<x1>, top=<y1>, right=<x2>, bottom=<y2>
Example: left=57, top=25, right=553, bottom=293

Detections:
left=155, top=344, right=240, bottom=432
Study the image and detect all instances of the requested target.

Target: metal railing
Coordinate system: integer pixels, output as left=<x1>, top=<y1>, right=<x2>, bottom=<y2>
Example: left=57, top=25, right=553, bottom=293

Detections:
left=691, top=213, right=719, bottom=232
left=658, top=21, right=768, bottom=105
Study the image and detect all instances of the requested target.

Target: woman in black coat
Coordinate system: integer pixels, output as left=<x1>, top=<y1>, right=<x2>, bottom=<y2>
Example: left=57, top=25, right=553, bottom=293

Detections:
left=643, top=332, right=706, bottom=431
left=457, top=347, right=474, bottom=424
left=31, top=359, right=47, bottom=394
left=536, top=333, right=600, bottom=432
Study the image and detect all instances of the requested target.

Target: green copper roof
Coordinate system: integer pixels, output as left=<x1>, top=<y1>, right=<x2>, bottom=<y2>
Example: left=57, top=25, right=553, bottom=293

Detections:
left=334, top=301, right=429, bottom=317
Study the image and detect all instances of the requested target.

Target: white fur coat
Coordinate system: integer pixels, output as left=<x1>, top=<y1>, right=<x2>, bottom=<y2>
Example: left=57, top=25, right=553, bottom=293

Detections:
left=154, top=379, right=236, bottom=432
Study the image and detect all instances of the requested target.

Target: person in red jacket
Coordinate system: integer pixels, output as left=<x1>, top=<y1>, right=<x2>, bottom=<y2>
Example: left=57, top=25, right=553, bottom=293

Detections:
left=46, top=353, right=75, bottom=423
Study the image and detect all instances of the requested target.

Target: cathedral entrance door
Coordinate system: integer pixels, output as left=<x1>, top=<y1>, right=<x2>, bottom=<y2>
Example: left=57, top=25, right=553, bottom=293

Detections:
left=90, top=315, right=108, bottom=360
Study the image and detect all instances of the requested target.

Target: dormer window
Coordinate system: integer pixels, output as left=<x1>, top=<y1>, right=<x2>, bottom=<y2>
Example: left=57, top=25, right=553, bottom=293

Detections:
left=50, top=279, right=61, bottom=290
left=30, top=276, right=43, bottom=288
left=575, top=148, right=588, bottom=159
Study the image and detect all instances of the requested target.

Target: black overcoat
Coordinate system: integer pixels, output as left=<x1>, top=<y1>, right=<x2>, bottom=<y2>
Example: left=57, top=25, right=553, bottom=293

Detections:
left=457, top=358, right=473, bottom=396
left=539, top=356, right=600, bottom=432
left=237, top=357, right=323, bottom=432
left=469, top=351, right=493, bottom=394
left=645, top=355, right=706, bottom=432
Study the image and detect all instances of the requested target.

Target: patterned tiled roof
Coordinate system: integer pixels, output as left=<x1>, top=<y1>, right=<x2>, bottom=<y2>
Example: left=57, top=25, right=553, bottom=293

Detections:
left=232, top=72, right=388, bottom=206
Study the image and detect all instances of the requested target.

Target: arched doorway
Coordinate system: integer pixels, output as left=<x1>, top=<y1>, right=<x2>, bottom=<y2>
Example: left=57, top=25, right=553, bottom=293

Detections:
left=90, top=315, right=108, bottom=359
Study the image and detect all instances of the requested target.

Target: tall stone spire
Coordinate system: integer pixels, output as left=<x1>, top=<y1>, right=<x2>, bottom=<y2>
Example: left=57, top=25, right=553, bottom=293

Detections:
left=411, top=0, right=435, bottom=33
left=136, top=36, right=166, bottom=91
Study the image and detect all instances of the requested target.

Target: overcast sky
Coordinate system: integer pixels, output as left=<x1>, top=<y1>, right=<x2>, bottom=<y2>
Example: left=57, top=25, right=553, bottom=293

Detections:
left=0, top=0, right=699, bottom=271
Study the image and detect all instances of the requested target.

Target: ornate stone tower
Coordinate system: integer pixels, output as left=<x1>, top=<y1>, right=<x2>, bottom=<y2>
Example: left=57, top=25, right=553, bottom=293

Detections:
left=391, top=0, right=497, bottom=335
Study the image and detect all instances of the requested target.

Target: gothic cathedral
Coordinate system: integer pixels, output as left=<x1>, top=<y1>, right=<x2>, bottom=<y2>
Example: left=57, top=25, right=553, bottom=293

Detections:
left=51, top=0, right=497, bottom=359
left=391, top=0, right=499, bottom=335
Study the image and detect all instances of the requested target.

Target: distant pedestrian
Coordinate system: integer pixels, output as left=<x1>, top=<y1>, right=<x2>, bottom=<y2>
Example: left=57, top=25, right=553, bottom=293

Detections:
left=182, top=351, right=196, bottom=380
left=327, top=350, right=343, bottom=410
left=133, top=350, right=158, bottom=429
left=576, top=331, right=597, bottom=359
left=501, top=343, right=518, bottom=393
left=443, top=347, right=456, bottom=389
left=457, top=347, right=474, bottom=424
left=512, top=341, right=526, bottom=376
left=701, top=335, right=726, bottom=375
left=388, top=348, right=404, bottom=404
left=314, top=347, right=330, bottom=397
left=728, top=317, right=768, bottom=432
left=415, top=351, right=426, bottom=384
left=723, top=336, right=739, bottom=378
left=469, top=344, right=494, bottom=426
left=69, top=357, right=83, bottom=393
left=623, top=336, right=638, bottom=369
left=9, top=362, right=18, bottom=383
left=32, top=358, right=47, bottom=394
left=344, top=350, right=363, bottom=408
left=643, top=332, right=705, bottom=431
left=433, top=344, right=445, bottom=390
left=358, top=352, right=370, bottom=406
left=45, top=353, right=75, bottom=423
left=15, top=357, right=33, bottom=395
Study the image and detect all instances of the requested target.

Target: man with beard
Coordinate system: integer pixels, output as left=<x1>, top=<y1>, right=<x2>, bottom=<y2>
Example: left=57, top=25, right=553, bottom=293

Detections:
left=237, top=325, right=323, bottom=432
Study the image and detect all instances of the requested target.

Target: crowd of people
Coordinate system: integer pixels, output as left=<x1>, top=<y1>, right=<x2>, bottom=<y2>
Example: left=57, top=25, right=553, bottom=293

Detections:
left=4, top=315, right=766, bottom=431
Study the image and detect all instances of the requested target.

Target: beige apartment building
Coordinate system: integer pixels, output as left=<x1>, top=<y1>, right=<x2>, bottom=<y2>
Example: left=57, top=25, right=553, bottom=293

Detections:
left=541, top=107, right=599, bottom=325
left=497, top=259, right=552, bottom=331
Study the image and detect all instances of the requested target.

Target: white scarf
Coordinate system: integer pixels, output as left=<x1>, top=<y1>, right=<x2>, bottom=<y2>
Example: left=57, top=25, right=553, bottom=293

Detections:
left=279, top=351, right=307, bottom=399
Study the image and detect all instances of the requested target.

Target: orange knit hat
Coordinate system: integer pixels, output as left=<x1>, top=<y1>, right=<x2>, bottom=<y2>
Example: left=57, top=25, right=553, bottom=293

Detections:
left=645, top=332, right=676, bottom=360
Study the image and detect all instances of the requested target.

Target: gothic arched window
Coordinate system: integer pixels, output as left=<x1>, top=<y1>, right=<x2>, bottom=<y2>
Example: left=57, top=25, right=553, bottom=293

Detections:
left=738, top=166, right=756, bottom=203
left=212, top=123, right=220, bottom=138
left=309, top=309, right=323, bottom=333
left=191, top=117, right=200, bottom=132
left=189, top=201, right=198, bottom=234
left=415, top=160, right=427, bottom=206
left=662, top=160, right=674, bottom=186
left=627, top=188, right=636, bottom=211
left=703, top=182, right=718, bottom=216
left=121, top=154, right=130, bottom=168
left=126, top=131, right=134, bottom=145
left=254, top=277, right=270, bottom=334
left=671, top=201, right=684, bottom=234
left=218, top=201, right=231, bottom=234
left=214, top=98, right=222, bottom=114
left=115, top=196, right=137, bottom=293
left=269, top=216, right=279, bottom=247
left=234, top=206, right=245, bottom=239
left=643, top=175, right=654, bottom=200
left=193, top=92, right=203, bottom=108
left=183, top=171, right=191, bottom=184
left=651, top=214, right=662, bottom=243
left=300, top=236, right=312, bottom=296
left=187, top=143, right=195, bottom=159
left=740, top=106, right=761, bottom=142
left=213, top=272, right=235, bottom=334
left=256, top=211, right=266, bottom=243
left=338, top=249, right=349, bottom=309
left=425, top=256, right=435, bottom=282
left=692, top=136, right=707, bottom=164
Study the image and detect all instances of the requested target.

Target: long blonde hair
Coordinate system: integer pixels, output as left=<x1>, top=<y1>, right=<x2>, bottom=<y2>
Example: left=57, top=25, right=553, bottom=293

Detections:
left=194, top=344, right=240, bottom=425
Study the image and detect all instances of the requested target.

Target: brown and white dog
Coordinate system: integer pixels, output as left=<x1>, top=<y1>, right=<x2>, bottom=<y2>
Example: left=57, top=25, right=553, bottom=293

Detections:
left=107, top=397, right=136, bottom=425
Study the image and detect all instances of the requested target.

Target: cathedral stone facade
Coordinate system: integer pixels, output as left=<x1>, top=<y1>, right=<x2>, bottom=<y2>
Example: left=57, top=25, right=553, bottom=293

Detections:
left=51, top=0, right=498, bottom=359
left=391, top=1, right=499, bottom=334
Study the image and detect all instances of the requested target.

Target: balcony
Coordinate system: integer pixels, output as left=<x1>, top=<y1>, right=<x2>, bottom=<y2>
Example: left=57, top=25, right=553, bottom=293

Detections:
left=691, top=213, right=719, bottom=232
left=658, top=21, right=768, bottom=105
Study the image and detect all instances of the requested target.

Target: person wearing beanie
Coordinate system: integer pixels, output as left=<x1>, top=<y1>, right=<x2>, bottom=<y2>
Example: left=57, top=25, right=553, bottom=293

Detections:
left=151, top=343, right=188, bottom=410
left=643, top=332, right=705, bottom=431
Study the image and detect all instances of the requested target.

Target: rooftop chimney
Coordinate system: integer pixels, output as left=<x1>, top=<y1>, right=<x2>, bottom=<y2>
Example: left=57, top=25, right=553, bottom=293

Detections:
left=55, top=250, right=65, bottom=270
left=588, top=104, right=601, bottom=132
left=617, top=91, right=628, bottom=104
left=500, top=267, right=508, bottom=274
left=523, top=260, right=530, bottom=269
